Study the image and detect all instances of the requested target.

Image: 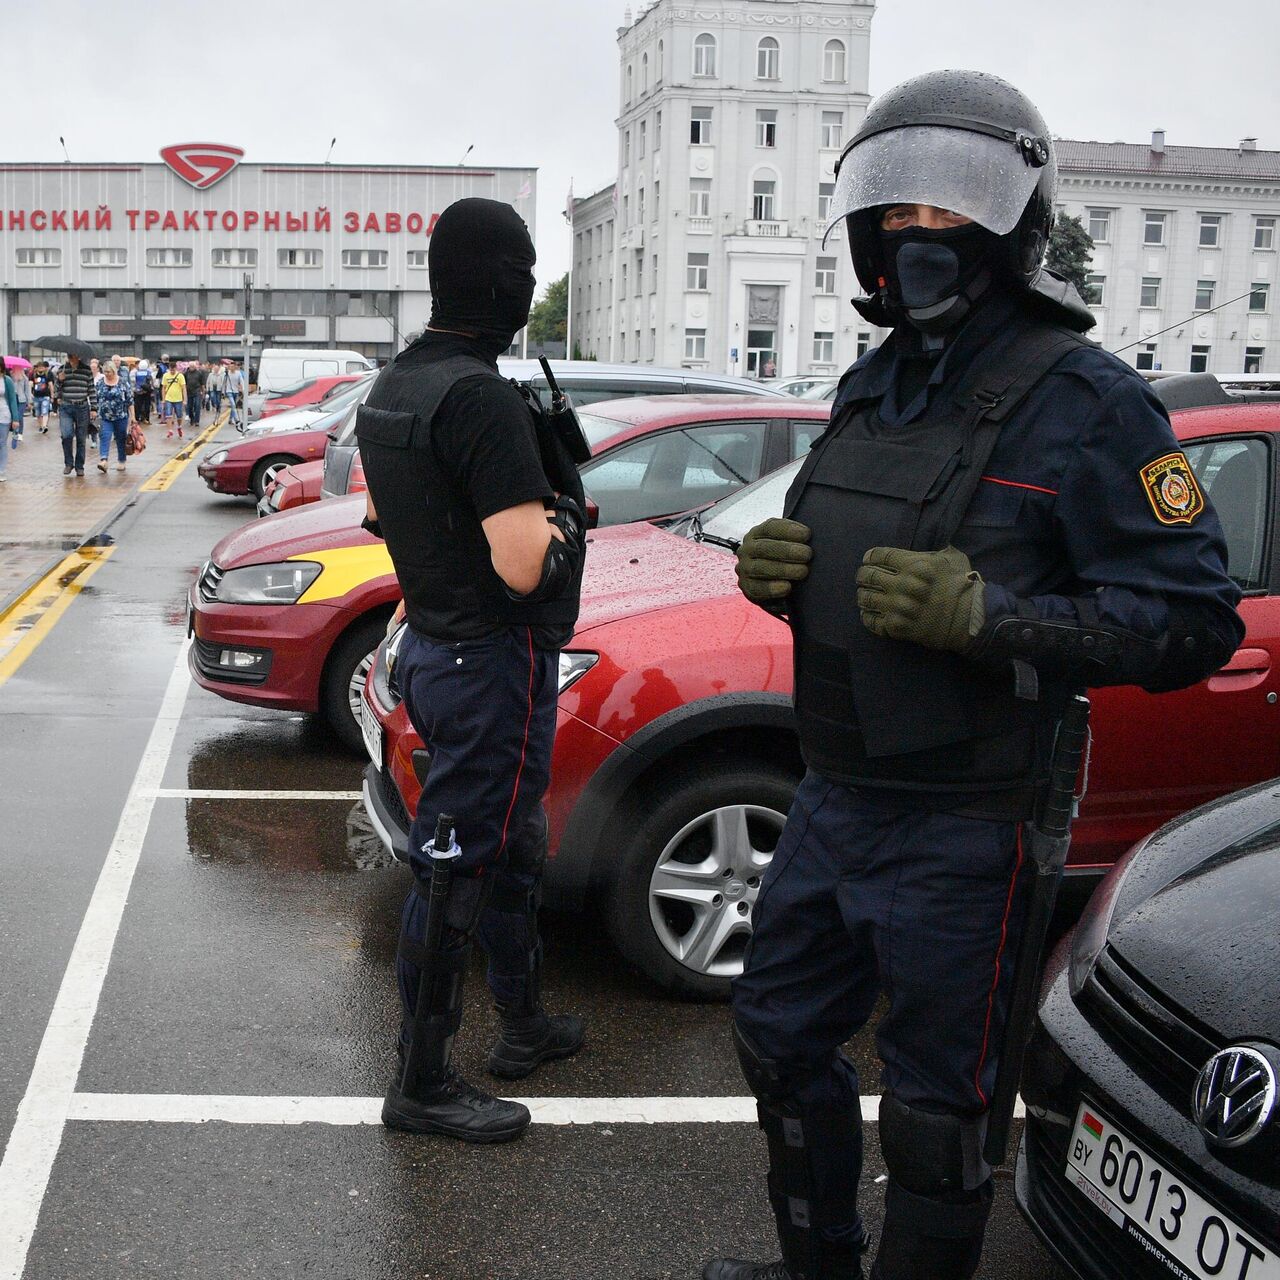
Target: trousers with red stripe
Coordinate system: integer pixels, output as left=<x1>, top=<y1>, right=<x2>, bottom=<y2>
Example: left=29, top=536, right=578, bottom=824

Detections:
left=730, top=772, right=1030, bottom=1277
left=396, top=625, right=557, bottom=1021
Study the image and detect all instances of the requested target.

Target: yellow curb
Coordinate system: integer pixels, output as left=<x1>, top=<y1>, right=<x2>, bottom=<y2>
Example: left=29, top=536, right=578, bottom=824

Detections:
left=0, top=545, right=116, bottom=687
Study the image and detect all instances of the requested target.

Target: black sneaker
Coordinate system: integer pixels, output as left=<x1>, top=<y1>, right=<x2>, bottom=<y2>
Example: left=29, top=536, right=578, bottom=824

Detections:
left=382, top=1068, right=530, bottom=1143
left=703, top=1262, right=793, bottom=1280
left=488, top=1009, right=585, bottom=1080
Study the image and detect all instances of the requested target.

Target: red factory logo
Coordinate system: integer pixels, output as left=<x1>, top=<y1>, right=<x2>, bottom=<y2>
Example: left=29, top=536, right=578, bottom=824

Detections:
left=160, top=143, right=245, bottom=191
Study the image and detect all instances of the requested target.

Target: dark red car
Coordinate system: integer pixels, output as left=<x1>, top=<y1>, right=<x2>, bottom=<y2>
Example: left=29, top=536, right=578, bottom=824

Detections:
left=258, top=459, right=328, bottom=518
left=361, top=396, right=1280, bottom=997
left=258, top=374, right=366, bottom=420
left=197, top=426, right=336, bottom=501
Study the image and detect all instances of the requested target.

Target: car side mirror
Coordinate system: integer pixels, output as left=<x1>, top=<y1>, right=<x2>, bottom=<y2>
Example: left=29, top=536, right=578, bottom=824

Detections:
left=584, top=496, right=600, bottom=529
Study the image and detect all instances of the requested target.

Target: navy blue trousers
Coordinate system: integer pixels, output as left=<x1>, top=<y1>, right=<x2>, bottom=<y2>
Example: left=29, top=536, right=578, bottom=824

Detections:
left=395, top=626, right=558, bottom=1022
left=732, top=772, right=1029, bottom=1231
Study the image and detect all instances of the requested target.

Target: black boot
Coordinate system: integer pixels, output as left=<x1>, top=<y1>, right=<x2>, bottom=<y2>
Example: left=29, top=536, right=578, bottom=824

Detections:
left=702, top=1228, right=868, bottom=1280
left=487, top=1005, right=585, bottom=1079
left=383, top=1052, right=530, bottom=1143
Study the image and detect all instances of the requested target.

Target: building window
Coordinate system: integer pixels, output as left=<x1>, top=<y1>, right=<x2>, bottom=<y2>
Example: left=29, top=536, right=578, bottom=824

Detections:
left=342, top=291, right=391, bottom=318
left=639, top=120, right=647, bottom=159
left=206, top=290, right=241, bottom=315
left=686, top=252, right=710, bottom=291
left=684, top=328, right=707, bottom=362
left=623, top=195, right=630, bottom=226
left=1245, top=346, right=1265, bottom=374
left=857, top=332, right=871, bottom=358
left=638, top=188, right=646, bottom=225
left=407, top=249, right=428, bottom=268
left=145, top=247, right=193, bottom=267
left=756, top=37, right=779, bottom=80
left=689, top=178, right=711, bottom=218
left=1086, top=208, right=1112, bottom=242
left=80, top=247, right=126, bottom=268
left=81, top=290, right=133, bottom=316
left=623, top=130, right=631, bottom=166
left=821, top=111, right=844, bottom=150
left=1135, top=343, right=1158, bottom=371
left=813, top=331, right=834, bottom=364
left=144, top=290, right=198, bottom=315
left=656, top=39, right=663, bottom=82
left=818, top=182, right=835, bottom=224
left=342, top=249, right=388, bottom=268
left=626, top=64, right=633, bottom=103
left=1190, top=345, right=1211, bottom=373
left=1194, top=279, right=1215, bottom=310
left=653, top=181, right=660, bottom=219
left=1140, top=276, right=1162, bottom=308
left=278, top=248, right=321, bottom=268
left=1199, top=214, right=1223, bottom=248
left=621, top=262, right=628, bottom=298
left=691, top=105, right=713, bottom=146
left=16, top=247, right=61, bottom=267
left=1255, top=216, right=1276, bottom=250
left=756, top=109, right=778, bottom=148
left=823, top=39, right=846, bottom=82
left=641, top=52, right=649, bottom=93
left=211, top=248, right=256, bottom=268
left=1084, top=273, right=1106, bottom=306
left=272, top=290, right=328, bottom=316
left=1143, top=211, right=1167, bottom=246
left=815, top=256, right=837, bottom=294
left=651, top=253, right=658, bottom=291
left=752, top=179, right=777, bottom=222
left=15, top=289, right=74, bottom=314
left=634, top=250, right=643, bottom=295
left=693, top=32, right=717, bottom=77
left=1250, top=282, right=1270, bottom=312
left=656, top=110, right=662, bottom=149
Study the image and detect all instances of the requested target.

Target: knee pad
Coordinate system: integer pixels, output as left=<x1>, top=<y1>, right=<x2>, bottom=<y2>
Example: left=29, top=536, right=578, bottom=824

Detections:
left=878, top=1095, right=990, bottom=1197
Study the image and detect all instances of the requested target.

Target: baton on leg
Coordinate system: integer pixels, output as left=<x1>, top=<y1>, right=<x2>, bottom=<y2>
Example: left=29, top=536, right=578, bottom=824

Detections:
left=400, top=813, right=462, bottom=1089
left=983, top=694, right=1091, bottom=1167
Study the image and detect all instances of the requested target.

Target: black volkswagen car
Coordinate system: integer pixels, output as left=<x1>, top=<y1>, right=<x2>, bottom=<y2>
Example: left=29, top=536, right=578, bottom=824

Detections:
left=1017, top=777, right=1280, bottom=1279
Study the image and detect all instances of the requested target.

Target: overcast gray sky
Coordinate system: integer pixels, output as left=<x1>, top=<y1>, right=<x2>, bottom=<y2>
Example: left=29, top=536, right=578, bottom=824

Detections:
left=17, top=0, right=1279, bottom=298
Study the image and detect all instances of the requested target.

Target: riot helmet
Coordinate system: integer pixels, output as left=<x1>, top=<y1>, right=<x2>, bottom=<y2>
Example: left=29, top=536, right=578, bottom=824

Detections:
left=828, top=70, right=1057, bottom=331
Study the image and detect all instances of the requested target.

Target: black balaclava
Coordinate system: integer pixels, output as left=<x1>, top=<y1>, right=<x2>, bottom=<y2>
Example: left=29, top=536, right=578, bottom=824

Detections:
left=878, top=223, right=997, bottom=340
left=428, top=198, right=537, bottom=357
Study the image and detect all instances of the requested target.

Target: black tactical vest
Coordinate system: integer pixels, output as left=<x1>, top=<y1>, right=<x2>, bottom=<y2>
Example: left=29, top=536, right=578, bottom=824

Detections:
left=783, top=319, right=1092, bottom=805
left=356, top=348, right=585, bottom=645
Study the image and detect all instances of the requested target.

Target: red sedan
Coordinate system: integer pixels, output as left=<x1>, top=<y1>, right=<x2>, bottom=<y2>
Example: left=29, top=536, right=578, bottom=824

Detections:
left=258, top=374, right=366, bottom=420
left=361, top=397, right=1280, bottom=997
left=197, top=426, right=336, bottom=501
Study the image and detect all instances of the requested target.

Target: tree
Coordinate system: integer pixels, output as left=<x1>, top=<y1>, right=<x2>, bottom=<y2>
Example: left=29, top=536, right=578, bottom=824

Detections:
left=1046, top=212, right=1094, bottom=298
left=527, top=273, right=569, bottom=348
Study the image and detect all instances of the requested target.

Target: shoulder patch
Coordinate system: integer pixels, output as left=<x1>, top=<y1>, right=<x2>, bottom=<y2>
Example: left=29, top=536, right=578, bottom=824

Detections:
left=1140, top=452, right=1205, bottom=525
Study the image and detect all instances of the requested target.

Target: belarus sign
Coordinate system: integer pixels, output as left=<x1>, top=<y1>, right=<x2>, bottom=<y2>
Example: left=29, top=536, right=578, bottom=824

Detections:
left=98, top=318, right=307, bottom=339
left=160, top=143, right=245, bottom=191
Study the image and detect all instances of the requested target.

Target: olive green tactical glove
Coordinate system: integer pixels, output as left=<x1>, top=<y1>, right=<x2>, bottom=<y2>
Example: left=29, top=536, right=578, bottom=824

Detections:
left=855, top=546, right=986, bottom=653
left=735, top=518, right=813, bottom=610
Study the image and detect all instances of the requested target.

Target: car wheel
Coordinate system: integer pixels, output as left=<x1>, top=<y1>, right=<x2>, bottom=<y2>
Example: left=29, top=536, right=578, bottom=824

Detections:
left=319, top=614, right=389, bottom=754
left=250, top=455, right=299, bottom=502
left=604, top=763, right=796, bottom=1000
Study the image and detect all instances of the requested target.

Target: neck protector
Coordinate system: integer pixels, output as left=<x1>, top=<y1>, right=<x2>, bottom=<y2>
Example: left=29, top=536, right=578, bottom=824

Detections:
left=428, top=198, right=537, bottom=356
left=879, top=224, right=996, bottom=336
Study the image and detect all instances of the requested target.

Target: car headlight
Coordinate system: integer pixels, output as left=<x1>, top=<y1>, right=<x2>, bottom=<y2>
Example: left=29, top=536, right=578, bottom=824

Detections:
left=215, top=561, right=322, bottom=605
left=206, top=449, right=229, bottom=465
left=558, top=651, right=598, bottom=694
left=1067, top=837, right=1147, bottom=1000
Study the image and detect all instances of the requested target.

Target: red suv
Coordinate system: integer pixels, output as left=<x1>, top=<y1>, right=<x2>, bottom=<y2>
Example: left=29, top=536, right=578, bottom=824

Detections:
left=361, top=395, right=1280, bottom=997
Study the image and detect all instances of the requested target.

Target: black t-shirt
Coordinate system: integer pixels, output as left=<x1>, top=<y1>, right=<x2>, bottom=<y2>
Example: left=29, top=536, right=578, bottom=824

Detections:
left=359, top=331, right=575, bottom=649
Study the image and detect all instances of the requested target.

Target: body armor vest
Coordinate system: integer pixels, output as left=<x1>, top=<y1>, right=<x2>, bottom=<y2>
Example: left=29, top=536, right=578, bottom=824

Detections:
left=783, top=319, right=1091, bottom=801
left=356, top=350, right=584, bottom=644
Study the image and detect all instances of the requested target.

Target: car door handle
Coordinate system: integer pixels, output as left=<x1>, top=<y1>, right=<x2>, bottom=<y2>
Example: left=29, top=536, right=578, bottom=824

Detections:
left=1207, top=647, right=1272, bottom=692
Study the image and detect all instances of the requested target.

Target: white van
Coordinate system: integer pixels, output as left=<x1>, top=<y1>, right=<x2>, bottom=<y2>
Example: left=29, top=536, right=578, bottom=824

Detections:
left=254, top=348, right=375, bottom=395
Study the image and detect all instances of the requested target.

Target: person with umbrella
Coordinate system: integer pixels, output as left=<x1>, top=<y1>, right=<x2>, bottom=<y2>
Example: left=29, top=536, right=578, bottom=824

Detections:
left=5, top=358, right=30, bottom=447
left=0, top=362, right=21, bottom=482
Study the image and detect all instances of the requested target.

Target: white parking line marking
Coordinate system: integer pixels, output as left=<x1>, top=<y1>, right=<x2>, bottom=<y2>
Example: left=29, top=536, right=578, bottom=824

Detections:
left=151, top=789, right=362, bottom=801
left=66, top=1093, right=1023, bottom=1127
left=0, top=643, right=194, bottom=1280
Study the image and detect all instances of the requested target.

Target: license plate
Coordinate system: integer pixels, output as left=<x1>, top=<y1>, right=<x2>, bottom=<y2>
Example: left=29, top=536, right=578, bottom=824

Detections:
left=186, top=598, right=194, bottom=638
left=360, top=697, right=383, bottom=770
left=1066, top=1102, right=1279, bottom=1280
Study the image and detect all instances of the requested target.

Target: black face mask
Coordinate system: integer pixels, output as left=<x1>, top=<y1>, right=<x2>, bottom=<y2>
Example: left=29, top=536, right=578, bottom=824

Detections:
left=428, top=198, right=537, bottom=356
left=879, top=223, right=995, bottom=336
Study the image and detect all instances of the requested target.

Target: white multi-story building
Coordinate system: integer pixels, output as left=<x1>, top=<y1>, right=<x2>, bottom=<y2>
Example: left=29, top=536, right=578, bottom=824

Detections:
left=1057, top=134, right=1280, bottom=376
left=572, top=0, right=879, bottom=378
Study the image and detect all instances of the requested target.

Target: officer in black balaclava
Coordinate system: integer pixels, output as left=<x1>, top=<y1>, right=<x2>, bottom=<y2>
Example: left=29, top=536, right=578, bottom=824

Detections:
left=356, top=197, right=587, bottom=1143
left=704, top=72, right=1243, bottom=1279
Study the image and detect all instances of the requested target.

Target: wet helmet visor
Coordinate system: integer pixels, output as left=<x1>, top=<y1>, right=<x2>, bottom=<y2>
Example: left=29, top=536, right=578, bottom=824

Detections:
left=824, top=119, right=1052, bottom=242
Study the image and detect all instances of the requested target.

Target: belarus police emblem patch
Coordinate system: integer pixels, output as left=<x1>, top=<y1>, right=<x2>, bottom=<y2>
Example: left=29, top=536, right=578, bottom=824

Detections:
left=1140, top=452, right=1205, bottom=525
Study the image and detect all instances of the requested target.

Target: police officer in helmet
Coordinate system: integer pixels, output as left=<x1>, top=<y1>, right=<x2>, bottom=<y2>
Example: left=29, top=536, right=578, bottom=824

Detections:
left=357, top=198, right=587, bottom=1143
left=706, top=71, right=1243, bottom=1279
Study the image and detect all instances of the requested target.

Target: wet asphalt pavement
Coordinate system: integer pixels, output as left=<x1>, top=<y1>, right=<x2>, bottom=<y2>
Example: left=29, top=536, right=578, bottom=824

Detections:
left=0, top=429, right=1073, bottom=1279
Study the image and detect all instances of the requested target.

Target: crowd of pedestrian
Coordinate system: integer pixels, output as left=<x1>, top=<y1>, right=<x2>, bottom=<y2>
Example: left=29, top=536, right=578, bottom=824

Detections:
left=0, top=354, right=246, bottom=482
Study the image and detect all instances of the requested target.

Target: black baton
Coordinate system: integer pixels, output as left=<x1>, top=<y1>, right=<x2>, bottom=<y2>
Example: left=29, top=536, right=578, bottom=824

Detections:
left=983, top=694, right=1091, bottom=1167
left=400, top=813, right=461, bottom=1088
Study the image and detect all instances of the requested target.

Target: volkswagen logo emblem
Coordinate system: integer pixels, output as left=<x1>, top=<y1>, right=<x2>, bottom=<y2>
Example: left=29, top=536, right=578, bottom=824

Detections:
left=1192, top=1044, right=1279, bottom=1149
